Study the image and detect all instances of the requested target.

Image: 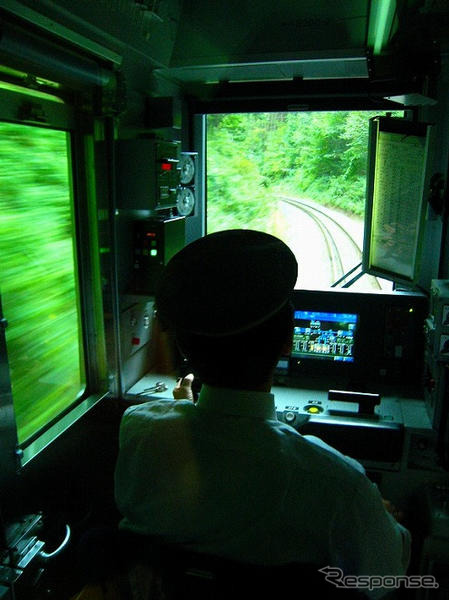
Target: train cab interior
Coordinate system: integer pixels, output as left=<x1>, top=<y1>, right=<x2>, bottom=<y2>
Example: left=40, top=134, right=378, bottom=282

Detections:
left=1, top=0, right=449, bottom=597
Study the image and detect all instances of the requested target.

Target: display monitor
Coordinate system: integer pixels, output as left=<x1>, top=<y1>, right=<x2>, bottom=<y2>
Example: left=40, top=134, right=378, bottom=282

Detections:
left=275, top=289, right=427, bottom=391
left=292, top=310, right=358, bottom=363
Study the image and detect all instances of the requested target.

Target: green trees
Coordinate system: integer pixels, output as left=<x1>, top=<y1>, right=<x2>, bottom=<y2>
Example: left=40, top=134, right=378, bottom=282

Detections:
left=0, top=122, right=84, bottom=443
left=207, top=114, right=273, bottom=231
left=207, top=111, right=394, bottom=231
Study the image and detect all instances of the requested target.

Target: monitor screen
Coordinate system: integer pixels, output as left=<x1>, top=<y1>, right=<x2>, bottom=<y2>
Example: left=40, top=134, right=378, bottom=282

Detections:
left=292, top=310, right=358, bottom=363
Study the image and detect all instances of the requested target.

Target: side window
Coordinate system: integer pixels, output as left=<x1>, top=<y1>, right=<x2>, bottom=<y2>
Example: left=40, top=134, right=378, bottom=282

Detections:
left=0, top=122, right=85, bottom=444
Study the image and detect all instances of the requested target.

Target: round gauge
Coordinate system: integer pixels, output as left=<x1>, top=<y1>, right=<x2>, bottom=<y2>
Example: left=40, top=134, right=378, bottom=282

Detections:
left=179, top=154, right=195, bottom=184
left=176, top=187, right=195, bottom=216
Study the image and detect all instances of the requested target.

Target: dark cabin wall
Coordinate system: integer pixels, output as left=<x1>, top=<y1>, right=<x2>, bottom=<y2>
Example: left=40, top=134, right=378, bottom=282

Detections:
left=430, top=56, right=449, bottom=279
left=416, top=55, right=449, bottom=287
left=6, top=399, right=125, bottom=528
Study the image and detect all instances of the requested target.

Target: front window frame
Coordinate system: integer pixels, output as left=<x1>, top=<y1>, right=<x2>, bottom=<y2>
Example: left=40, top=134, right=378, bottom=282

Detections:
left=190, top=94, right=436, bottom=293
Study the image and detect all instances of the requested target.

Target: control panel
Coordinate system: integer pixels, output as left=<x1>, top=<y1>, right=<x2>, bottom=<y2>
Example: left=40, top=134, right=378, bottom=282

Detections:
left=279, top=289, right=428, bottom=389
left=132, top=216, right=185, bottom=295
left=424, top=280, right=449, bottom=429
left=120, top=294, right=155, bottom=391
left=116, top=139, right=181, bottom=211
left=275, top=388, right=403, bottom=427
left=274, top=387, right=405, bottom=467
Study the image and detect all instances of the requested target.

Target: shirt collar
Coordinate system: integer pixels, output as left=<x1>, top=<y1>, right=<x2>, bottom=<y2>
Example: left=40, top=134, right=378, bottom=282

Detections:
left=196, top=384, right=277, bottom=420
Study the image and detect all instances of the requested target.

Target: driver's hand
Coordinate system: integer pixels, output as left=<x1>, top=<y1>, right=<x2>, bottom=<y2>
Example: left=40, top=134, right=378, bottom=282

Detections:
left=173, top=373, right=195, bottom=402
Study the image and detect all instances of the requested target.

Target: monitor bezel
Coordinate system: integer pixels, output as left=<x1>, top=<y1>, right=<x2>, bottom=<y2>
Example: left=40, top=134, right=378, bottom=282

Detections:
left=278, top=288, right=427, bottom=391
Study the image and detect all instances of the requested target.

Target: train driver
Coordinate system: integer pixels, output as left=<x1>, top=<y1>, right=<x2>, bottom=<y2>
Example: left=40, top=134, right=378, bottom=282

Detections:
left=114, top=229, right=411, bottom=598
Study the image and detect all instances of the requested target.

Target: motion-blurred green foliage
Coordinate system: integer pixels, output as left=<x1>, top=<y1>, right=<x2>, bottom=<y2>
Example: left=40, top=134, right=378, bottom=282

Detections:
left=0, top=122, right=84, bottom=443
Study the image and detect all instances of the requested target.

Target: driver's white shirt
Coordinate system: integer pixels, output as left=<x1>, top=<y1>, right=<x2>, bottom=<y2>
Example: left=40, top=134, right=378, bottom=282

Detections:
left=115, top=385, right=410, bottom=598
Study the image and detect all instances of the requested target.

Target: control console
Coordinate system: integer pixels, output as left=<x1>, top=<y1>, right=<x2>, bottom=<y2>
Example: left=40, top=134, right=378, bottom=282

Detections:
left=274, top=386, right=404, bottom=467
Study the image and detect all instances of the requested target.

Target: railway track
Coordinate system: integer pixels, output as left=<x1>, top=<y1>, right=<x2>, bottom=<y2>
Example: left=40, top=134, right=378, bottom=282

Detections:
left=278, top=195, right=382, bottom=289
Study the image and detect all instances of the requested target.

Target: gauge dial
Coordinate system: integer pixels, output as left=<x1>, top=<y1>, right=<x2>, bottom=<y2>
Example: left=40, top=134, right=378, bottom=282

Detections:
left=176, top=187, right=195, bottom=216
left=179, top=154, right=195, bottom=184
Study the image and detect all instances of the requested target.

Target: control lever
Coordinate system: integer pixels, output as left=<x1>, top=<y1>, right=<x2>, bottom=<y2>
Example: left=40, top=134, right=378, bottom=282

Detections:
left=328, top=389, right=381, bottom=415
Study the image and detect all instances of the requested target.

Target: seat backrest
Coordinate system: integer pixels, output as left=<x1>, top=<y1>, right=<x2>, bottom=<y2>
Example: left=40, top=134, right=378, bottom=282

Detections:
left=77, top=528, right=368, bottom=599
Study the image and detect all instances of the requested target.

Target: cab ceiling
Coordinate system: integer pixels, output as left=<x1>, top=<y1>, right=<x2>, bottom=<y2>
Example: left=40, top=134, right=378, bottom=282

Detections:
left=167, top=0, right=371, bottom=82
left=1, top=0, right=448, bottom=85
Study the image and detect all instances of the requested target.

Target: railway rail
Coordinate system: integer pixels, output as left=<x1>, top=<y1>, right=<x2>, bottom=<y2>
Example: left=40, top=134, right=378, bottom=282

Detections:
left=278, top=195, right=382, bottom=289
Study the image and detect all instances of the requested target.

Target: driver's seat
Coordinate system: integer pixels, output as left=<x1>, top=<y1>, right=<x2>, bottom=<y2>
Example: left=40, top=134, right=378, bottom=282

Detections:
left=75, top=528, right=369, bottom=599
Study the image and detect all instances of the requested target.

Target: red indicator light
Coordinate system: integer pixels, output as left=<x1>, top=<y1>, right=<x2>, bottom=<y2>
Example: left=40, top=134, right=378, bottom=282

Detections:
left=145, top=232, right=157, bottom=238
left=161, top=162, right=172, bottom=171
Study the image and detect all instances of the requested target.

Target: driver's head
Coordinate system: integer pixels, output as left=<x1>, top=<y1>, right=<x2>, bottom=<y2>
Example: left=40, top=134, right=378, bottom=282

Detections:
left=155, top=229, right=298, bottom=388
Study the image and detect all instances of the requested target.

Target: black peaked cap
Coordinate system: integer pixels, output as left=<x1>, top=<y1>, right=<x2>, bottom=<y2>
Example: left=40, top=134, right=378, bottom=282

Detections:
left=155, top=229, right=298, bottom=337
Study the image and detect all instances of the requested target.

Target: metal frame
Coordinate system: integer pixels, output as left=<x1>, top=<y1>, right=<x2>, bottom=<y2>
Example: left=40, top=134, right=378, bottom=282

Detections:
left=0, top=83, right=108, bottom=468
left=187, top=77, right=422, bottom=115
left=0, top=296, right=20, bottom=504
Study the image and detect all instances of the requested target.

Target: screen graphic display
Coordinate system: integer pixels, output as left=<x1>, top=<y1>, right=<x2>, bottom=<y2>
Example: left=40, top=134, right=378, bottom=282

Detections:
left=292, top=310, right=358, bottom=362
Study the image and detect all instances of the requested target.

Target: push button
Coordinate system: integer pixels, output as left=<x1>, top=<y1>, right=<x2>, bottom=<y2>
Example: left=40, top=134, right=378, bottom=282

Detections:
left=304, top=404, right=324, bottom=414
left=284, top=411, right=296, bottom=423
